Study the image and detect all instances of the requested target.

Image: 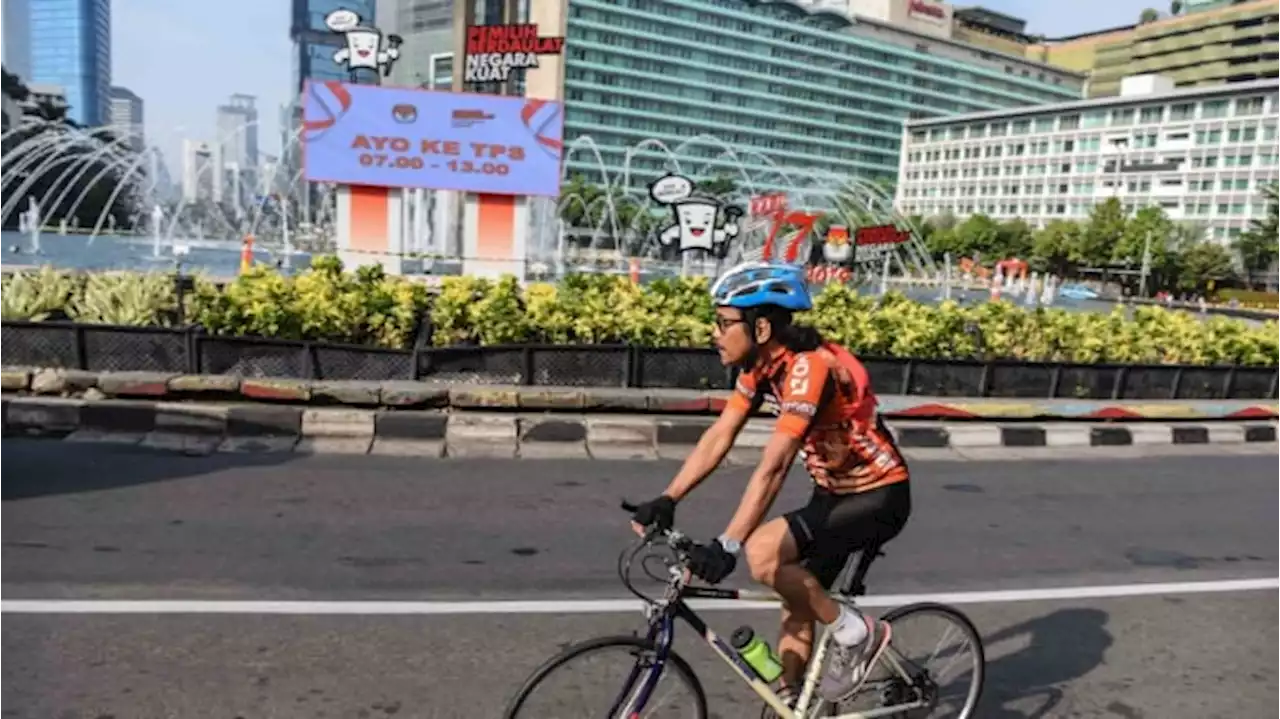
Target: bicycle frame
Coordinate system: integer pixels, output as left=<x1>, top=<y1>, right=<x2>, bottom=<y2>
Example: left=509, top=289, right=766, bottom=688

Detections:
left=613, top=584, right=934, bottom=719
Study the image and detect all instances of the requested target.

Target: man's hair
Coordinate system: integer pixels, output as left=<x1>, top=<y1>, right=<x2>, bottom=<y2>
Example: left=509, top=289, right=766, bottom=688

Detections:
left=744, top=304, right=823, bottom=352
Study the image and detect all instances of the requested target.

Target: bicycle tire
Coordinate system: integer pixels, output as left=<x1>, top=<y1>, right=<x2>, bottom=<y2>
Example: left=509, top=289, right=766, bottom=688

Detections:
left=502, top=634, right=709, bottom=719
left=879, top=602, right=986, bottom=718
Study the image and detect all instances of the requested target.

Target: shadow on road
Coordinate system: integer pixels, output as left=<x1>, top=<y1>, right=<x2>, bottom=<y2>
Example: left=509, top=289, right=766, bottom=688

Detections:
left=1, top=438, right=298, bottom=500
left=978, top=607, right=1114, bottom=718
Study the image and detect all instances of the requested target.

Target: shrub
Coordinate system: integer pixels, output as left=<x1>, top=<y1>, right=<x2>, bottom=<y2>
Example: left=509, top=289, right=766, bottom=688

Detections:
left=444, top=274, right=1278, bottom=368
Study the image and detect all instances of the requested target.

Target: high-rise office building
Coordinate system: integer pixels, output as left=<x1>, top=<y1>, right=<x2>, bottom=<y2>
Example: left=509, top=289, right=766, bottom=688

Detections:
left=181, top=139, right=221, bottom=204
left=1026, top=0, right=1278, bottom=97
left=216, top=94, right=258, bottom=170
left=28, top=0, right=110, bottom=126
left=216, top=94, right=259, bottom=210
left=560, top=0, right=1085, bottom=196
left=4, top=0, right=32, bottom=81
left=376, top=0, right=455, bottom=90
left=108, top=85, right=143, bottom=152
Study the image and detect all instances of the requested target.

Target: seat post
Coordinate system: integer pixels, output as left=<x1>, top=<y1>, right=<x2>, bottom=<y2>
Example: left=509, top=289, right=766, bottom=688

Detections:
left=837, top=542, right=885, bottom=598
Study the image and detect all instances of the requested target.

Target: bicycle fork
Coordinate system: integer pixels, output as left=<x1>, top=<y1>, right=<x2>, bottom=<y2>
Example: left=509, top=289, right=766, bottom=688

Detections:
left=609, top=616, right=674, bottom=718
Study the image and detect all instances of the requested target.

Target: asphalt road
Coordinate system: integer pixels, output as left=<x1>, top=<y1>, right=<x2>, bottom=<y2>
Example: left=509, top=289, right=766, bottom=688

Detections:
left=2, top=440, right=1277, bottom=718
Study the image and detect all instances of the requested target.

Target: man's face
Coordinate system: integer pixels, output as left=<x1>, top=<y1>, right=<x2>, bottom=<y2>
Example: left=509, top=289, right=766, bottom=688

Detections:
left=713, top=306, right=752, bottom=366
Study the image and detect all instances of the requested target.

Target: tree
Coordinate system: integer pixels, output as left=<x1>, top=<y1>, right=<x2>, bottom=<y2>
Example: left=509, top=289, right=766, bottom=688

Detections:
left=1113, top=205, right=1175, bottom=272
left=1030, top=220, right=1082, bottom=276
left=694, top=175, right=737, bottom=200
left=1, top=67, right=29, bottom=102
left=1170, top=0, right=1182, bottom=15
left=995, top=218, right=1035, bottom=260
left=1233, top=182, right=1279, bottom=289
left=1139, top=8, right=1160, bottom=23
left=1079, top=197, right=1125, bottom=266
left=1175, top=241, right=1235, bottom=292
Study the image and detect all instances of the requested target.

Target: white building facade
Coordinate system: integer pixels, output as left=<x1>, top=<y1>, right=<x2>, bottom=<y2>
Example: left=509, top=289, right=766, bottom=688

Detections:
left=895, top=76, right=1280, bottom=244
left=181, top=139, right=222, bottom=204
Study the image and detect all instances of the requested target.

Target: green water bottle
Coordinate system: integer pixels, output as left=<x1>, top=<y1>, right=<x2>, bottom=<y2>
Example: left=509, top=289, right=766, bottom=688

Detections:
left=731, top=626, right=784, bottom=683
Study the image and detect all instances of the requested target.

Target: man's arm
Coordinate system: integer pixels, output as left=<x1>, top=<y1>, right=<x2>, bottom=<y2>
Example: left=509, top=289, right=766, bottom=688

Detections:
left=720, top=429, right=804, bottom=544
left=661, top=399, right=752, bottom=502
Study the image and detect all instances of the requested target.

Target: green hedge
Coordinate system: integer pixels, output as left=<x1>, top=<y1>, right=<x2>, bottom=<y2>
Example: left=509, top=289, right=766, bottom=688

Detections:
left=431, top=273, right=1279, bottom=367
left=2, top=260, right=1277, bottom=367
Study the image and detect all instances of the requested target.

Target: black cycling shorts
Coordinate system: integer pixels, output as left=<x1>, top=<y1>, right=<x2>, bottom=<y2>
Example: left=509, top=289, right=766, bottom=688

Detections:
left=783, top=480, right=912, bottom=590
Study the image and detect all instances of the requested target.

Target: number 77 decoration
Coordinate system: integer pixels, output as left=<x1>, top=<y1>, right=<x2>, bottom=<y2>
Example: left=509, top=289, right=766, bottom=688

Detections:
left=760, top=207, right=825, bottom=264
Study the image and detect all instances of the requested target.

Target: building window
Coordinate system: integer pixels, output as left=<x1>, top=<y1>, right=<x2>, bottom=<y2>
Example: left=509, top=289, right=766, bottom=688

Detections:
left=1138, top=106, right=1163, bottom=123
left=1034, top=117, right=1054, bottom=132
left=1169, top=103, right=1194, bottom=121
left=1060, top=114, right=1080, bottom=130
left=1236, top=97, right=1265, bottom=115
left=1082, top=110, right=1106, bottom=128
left=1112, top=108, right=1135, bottom=126
left=1201, top=100, right=1228, bottom=119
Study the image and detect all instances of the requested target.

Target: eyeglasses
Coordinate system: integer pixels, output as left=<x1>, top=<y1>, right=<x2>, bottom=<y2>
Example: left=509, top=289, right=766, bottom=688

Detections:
left=714, top=316, right=747, bottom=331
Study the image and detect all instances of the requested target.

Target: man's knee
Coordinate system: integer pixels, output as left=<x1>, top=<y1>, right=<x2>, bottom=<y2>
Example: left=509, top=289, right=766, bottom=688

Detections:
left=745, top=536, right=781, bottom=586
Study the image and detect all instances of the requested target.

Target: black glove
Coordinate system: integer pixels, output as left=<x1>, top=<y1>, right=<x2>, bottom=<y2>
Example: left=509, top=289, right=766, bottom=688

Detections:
left=630, top=495, right=676, bottom=531
left=688, top=539, right=737, bottom=584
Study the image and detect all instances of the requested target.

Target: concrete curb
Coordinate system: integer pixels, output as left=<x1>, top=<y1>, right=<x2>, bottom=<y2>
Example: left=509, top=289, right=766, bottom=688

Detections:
left=2, top=396, right=1274, bottom=460
left=2, top=368, right=1275, bottom=421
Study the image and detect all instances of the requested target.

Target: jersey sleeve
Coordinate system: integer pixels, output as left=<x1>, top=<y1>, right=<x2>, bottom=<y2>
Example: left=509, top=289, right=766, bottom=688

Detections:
left=775, top=351, right=832, bottom=439
left=725, top=367, right=760, bottom=414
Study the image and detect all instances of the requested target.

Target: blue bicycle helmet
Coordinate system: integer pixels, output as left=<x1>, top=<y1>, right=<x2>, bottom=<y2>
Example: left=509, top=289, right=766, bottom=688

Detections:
left=710, top=261, right=813, bottom=312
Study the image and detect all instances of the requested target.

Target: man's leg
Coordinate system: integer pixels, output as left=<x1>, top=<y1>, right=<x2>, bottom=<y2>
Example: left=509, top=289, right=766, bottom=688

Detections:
left=744, top=517, right=843, bottom=691
left=778, top=604, right=815, bottom=692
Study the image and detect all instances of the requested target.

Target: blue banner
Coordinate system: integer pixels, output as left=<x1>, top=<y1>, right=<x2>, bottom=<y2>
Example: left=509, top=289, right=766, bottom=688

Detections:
left=302, top=80, right=564, bottom=197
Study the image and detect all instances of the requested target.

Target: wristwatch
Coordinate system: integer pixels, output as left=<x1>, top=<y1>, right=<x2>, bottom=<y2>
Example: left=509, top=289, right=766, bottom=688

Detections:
left=717, top=535, right=743, bottom=556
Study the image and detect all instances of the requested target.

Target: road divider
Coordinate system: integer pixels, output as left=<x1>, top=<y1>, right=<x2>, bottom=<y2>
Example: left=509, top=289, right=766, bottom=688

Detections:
left=2, top=395, right=1274, bottom=460
left=2, top=368, right=1276, bottom=421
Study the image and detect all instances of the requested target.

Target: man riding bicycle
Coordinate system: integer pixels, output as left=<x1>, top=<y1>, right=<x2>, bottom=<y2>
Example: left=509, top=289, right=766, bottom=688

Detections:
left=628, top=261, right=913, bottom=711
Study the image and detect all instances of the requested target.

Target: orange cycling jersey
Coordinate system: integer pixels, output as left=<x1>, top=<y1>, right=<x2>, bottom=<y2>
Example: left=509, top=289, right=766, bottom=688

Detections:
left=726, top=342, right=908, bottom=494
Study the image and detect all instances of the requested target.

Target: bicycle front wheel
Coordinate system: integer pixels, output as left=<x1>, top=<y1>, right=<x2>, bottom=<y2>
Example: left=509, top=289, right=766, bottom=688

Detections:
left=502, top=635, right=708, bottom=719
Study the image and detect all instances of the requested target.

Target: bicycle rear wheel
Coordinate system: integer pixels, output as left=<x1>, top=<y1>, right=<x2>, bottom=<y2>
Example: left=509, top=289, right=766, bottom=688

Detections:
left=503, top=635, right=708, bottom=719
left=820, top=602, right=984, bottom=718
left=878, top=602, right=985, bottom=718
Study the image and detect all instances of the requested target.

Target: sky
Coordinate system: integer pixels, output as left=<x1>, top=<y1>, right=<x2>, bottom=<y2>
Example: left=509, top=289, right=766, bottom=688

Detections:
left=112, top=0, right=1162, bottom=177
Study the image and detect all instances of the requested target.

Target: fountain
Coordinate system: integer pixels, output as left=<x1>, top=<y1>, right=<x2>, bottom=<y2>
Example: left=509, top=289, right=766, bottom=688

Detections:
left=151, top=204, right=164, bottom=259
left=19, top=197, right=41, bottom=254
left=549, top=133, right=937, bottom=285
left=0, top=114, right=337, bottom=275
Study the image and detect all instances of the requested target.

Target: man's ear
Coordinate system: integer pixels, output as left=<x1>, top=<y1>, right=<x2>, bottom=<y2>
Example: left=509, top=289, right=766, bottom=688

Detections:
left=754, top=316, right=772, bottom=344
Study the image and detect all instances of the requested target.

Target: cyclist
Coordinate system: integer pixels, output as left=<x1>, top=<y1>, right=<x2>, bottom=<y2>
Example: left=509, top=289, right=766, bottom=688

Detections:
left=628, top=261, right=912, bottom=710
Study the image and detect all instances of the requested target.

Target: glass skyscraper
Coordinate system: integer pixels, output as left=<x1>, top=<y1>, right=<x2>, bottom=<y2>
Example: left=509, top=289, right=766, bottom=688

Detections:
left=561, top=0, right=1086, bottom=196
left=28, top=0, right=110, bottom=127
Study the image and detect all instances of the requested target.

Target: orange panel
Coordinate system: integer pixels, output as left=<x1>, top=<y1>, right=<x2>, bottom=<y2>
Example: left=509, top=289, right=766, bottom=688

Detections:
left=476, top=193, right=515, bottom=260
left=348, top=185, right=389, bottom=253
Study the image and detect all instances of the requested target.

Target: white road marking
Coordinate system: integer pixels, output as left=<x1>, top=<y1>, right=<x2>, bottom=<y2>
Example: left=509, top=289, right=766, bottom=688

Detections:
left=3, top=578, right=1276, bottom=615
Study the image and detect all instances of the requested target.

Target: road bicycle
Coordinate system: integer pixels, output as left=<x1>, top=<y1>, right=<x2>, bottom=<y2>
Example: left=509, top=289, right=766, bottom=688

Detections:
left=503, top=501, right=986, bottom=718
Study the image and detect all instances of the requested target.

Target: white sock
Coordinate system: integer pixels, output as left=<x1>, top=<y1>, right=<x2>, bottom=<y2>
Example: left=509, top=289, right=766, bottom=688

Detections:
left=831, top=605, right=869, bottom=646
